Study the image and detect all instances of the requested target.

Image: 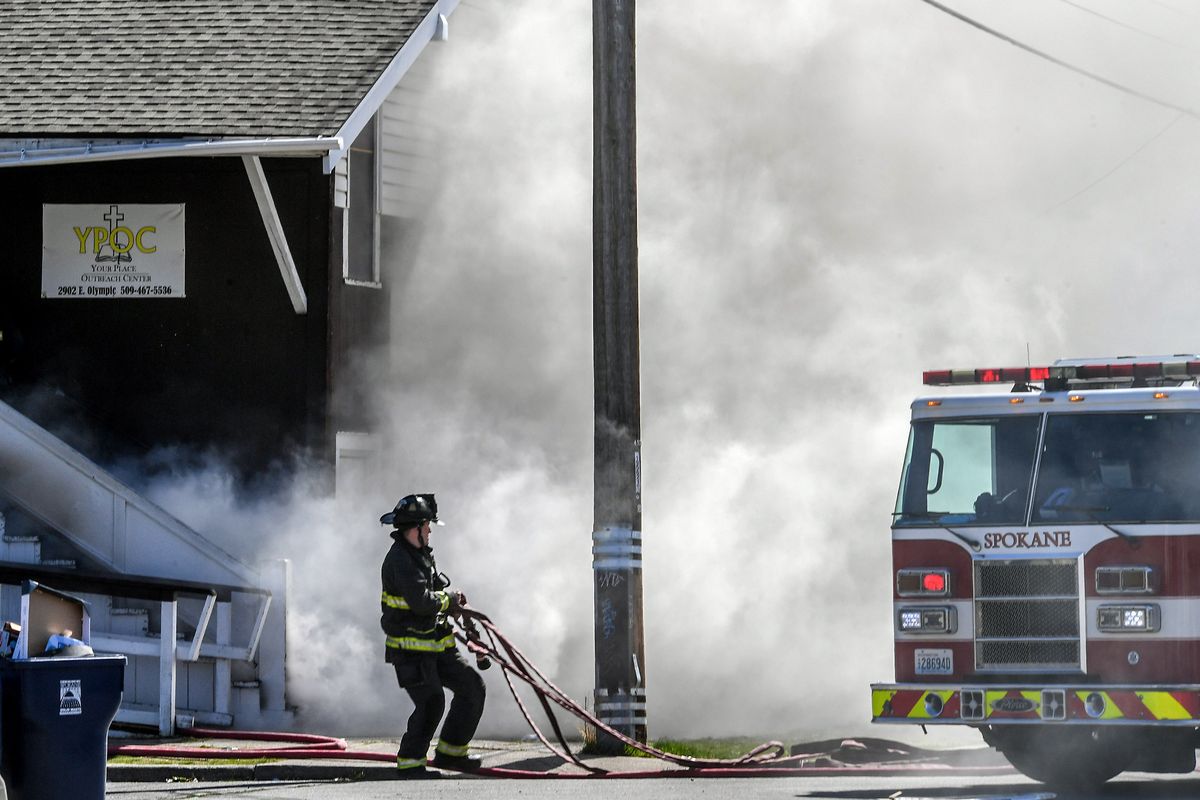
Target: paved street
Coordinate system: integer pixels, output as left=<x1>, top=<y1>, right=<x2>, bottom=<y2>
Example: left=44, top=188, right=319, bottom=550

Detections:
left=105, top=773, right=1200, bottom=800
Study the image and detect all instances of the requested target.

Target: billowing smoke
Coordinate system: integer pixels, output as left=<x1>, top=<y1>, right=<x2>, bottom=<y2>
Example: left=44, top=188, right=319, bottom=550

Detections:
left=143, top=0, right=1200, bottom=741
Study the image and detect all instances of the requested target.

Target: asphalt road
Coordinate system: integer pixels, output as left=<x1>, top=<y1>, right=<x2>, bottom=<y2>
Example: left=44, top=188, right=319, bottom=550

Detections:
left=105, top=773, right=1200, bottom=800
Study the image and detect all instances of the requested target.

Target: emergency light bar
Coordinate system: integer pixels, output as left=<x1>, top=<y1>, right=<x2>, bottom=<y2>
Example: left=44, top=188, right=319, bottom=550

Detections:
left=924, top=356, right=1200, bottom=387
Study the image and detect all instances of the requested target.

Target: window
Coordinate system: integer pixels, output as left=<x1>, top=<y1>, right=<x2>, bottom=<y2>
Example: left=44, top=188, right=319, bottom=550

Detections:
left=894, top=416, right=1042, bottom=526
left=1033, top=413, right=1200, bottom=523
left=335, top=432, right=379, bottom=499
left=345, top=116, right=380, bottom=284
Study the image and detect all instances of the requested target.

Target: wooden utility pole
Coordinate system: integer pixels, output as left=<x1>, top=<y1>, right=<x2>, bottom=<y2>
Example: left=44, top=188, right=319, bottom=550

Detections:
left=592, top=0, right=646, bottom=747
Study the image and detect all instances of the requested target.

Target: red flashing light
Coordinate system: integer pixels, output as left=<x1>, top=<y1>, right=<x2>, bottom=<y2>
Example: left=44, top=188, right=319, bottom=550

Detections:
left=922, top=573, right=946, bottom=593
left=1134, top=362, right=1161, bottom=378
left=923, top=366, right=1052, bottom=386
left=922, top=358, right=1199, bottom=387
left=1109, top=363, right=1134, bottom=378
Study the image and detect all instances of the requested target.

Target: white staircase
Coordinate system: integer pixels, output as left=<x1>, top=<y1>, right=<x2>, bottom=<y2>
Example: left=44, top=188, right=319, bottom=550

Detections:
left=0, top=399, right=293, bottom=734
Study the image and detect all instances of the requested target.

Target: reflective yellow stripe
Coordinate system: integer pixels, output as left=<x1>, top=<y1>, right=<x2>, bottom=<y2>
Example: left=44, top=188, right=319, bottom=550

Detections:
left=436, top=739, right=470, bottom=757
left=872, top=688, right=898, bottom=718
left=386, top=633, right=456, bottom=652
left=383, top=591, right=450, bottom=611
left=382, top=592, right=410, bottom=610
left=1139, top=692, right=1191, bottom=720
left=396, top=757, right=426, bottom=769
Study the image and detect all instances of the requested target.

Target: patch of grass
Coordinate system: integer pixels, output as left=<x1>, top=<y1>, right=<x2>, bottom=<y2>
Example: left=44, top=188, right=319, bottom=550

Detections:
left=585, top=743, right=772, bottom=762
left=107, top=755, right=282, bottom=766
left=631, top=737, right=781, bottom=760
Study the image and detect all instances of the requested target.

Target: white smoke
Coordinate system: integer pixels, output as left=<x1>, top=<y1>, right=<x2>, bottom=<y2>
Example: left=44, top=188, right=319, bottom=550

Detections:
left=142, top=0, right=1200, bottom=742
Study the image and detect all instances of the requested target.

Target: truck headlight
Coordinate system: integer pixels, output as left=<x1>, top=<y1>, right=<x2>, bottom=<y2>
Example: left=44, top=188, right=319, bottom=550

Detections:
left=897, top=606, right=956, bottom=634
left=1097, top=604, right=1160, bottom=632
left=1096, top=566, right=1155, bottom=594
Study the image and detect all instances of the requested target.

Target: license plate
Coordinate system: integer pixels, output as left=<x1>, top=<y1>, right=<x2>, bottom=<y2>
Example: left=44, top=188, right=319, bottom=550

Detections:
left=915, top=648, right=953, bottom=675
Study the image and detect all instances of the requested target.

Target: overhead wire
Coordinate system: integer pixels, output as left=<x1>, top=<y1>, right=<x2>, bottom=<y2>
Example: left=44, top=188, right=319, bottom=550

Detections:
left=1052, top=0, right=1198, bottom=53
left=915, top=0, right=1200, bottom=121
left=1046, top=112, right=1184, bottom=211
left=1147, top=0, right=1200, bottom=22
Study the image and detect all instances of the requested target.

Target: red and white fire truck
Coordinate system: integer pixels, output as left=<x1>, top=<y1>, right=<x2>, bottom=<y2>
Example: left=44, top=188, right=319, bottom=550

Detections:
left=872, top=355, right=1200, bottom=786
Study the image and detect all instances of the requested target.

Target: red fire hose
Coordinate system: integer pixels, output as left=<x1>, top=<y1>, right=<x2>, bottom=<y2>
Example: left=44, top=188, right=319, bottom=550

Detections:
left=108, top=609, right=1011, bottom=779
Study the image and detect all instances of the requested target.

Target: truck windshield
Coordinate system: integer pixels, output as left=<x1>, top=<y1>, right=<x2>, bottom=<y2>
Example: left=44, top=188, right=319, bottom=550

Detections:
left=894, top=416, right=1041, bottom=526
left=1032, top=412, right=1200, bottom=523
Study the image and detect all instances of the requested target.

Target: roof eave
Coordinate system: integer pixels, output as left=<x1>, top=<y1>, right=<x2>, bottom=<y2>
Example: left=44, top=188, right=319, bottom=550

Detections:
left=324, top=0, right=460, bottom=173
left=0, top=136, right=344, bottom=169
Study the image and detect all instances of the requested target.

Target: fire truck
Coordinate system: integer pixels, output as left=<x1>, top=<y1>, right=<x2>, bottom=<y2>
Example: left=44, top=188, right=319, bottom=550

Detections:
left=872, top=355, right=1200, bottom=786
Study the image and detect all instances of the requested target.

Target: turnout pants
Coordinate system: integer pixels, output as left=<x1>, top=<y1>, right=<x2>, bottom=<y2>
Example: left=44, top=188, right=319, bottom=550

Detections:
left=393, top=647, right=486, bottom=764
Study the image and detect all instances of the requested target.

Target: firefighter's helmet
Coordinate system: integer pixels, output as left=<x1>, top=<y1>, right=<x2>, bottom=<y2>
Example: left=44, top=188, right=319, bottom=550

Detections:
left=380, top=493, right=445, bottom=528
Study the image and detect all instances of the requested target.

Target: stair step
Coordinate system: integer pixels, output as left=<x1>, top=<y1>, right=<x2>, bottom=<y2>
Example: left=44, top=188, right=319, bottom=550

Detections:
left=232, top=680, right=262, bottom=718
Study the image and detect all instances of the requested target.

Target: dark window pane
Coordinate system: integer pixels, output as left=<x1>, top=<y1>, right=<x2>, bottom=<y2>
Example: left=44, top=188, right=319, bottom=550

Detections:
left=347, top=120, right=376, bottom=282
left=1034, top=412, right=1200, bottom=523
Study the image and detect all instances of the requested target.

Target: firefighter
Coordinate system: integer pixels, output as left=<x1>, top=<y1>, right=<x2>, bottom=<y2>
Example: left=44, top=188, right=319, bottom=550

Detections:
left=380, top=493, right=485, bottom=778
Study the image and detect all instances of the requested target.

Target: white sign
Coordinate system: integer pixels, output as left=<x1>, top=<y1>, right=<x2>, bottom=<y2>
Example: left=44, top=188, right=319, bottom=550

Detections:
left=59, top=679, right=82, bottom=716
left=42, top=204, right=185, bottom=299
left=914, top=648, right=953, bottom=675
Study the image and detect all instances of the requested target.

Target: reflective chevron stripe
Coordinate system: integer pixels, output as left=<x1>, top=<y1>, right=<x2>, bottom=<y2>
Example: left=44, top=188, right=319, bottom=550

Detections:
left=1139, top=691, right=1195, bottom=720
left=872, top=684, right=1200, bottom=724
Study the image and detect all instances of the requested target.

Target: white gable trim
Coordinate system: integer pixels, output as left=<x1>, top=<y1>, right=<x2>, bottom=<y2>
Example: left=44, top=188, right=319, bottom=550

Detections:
left=323, top=0, right=460, bottom=174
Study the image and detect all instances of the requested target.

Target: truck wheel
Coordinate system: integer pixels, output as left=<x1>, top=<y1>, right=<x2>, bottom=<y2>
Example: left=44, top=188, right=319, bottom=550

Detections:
left=983, top=726, right=1133, bottom=788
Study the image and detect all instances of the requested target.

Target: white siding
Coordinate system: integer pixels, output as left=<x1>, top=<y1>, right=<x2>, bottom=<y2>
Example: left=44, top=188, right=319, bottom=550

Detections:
left=333, top=155, right=348, bottom=209
left=379, top=50, right=443, bottom=219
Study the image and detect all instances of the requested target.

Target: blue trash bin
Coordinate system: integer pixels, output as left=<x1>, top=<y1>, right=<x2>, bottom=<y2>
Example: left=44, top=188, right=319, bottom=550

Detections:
left=0, top=654, right=125, bottom=800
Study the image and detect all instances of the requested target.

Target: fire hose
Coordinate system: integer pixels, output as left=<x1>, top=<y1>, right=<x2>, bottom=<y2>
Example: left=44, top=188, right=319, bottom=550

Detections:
left=108, top=608, right=1011, bottom=778
left=453, top=606, right=795, bottom=773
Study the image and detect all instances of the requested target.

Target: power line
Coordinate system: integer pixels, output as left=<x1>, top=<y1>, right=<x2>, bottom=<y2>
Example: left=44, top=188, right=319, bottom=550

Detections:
left=1047, top=112, right=1185, bottom=211
left=1147, top=0, right=1200, bottom=22
left=916, top=0, right=1200, bottom=121
left=1053, top=0, right=1198, bottom=53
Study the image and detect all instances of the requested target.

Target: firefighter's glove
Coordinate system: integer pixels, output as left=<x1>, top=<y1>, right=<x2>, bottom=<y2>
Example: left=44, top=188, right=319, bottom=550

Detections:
left=448, top=591, right=467, bottom=613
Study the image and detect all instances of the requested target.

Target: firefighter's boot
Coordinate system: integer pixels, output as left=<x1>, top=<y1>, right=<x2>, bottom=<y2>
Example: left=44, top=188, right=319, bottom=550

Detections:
left=431, top=752, right=482, bottom=772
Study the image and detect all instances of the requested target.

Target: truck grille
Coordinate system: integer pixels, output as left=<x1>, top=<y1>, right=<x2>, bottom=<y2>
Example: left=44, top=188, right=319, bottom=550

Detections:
left=974, top=559, right=1080, bottom=671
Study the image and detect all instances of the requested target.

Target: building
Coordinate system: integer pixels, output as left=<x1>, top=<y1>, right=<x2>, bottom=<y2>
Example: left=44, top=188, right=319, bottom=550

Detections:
left=0, top=0, right=460, bottom=732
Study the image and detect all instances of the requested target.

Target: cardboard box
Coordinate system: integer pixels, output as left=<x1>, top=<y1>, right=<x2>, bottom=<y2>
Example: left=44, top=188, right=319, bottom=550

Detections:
left=14, top=581, right=91, bottom=659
